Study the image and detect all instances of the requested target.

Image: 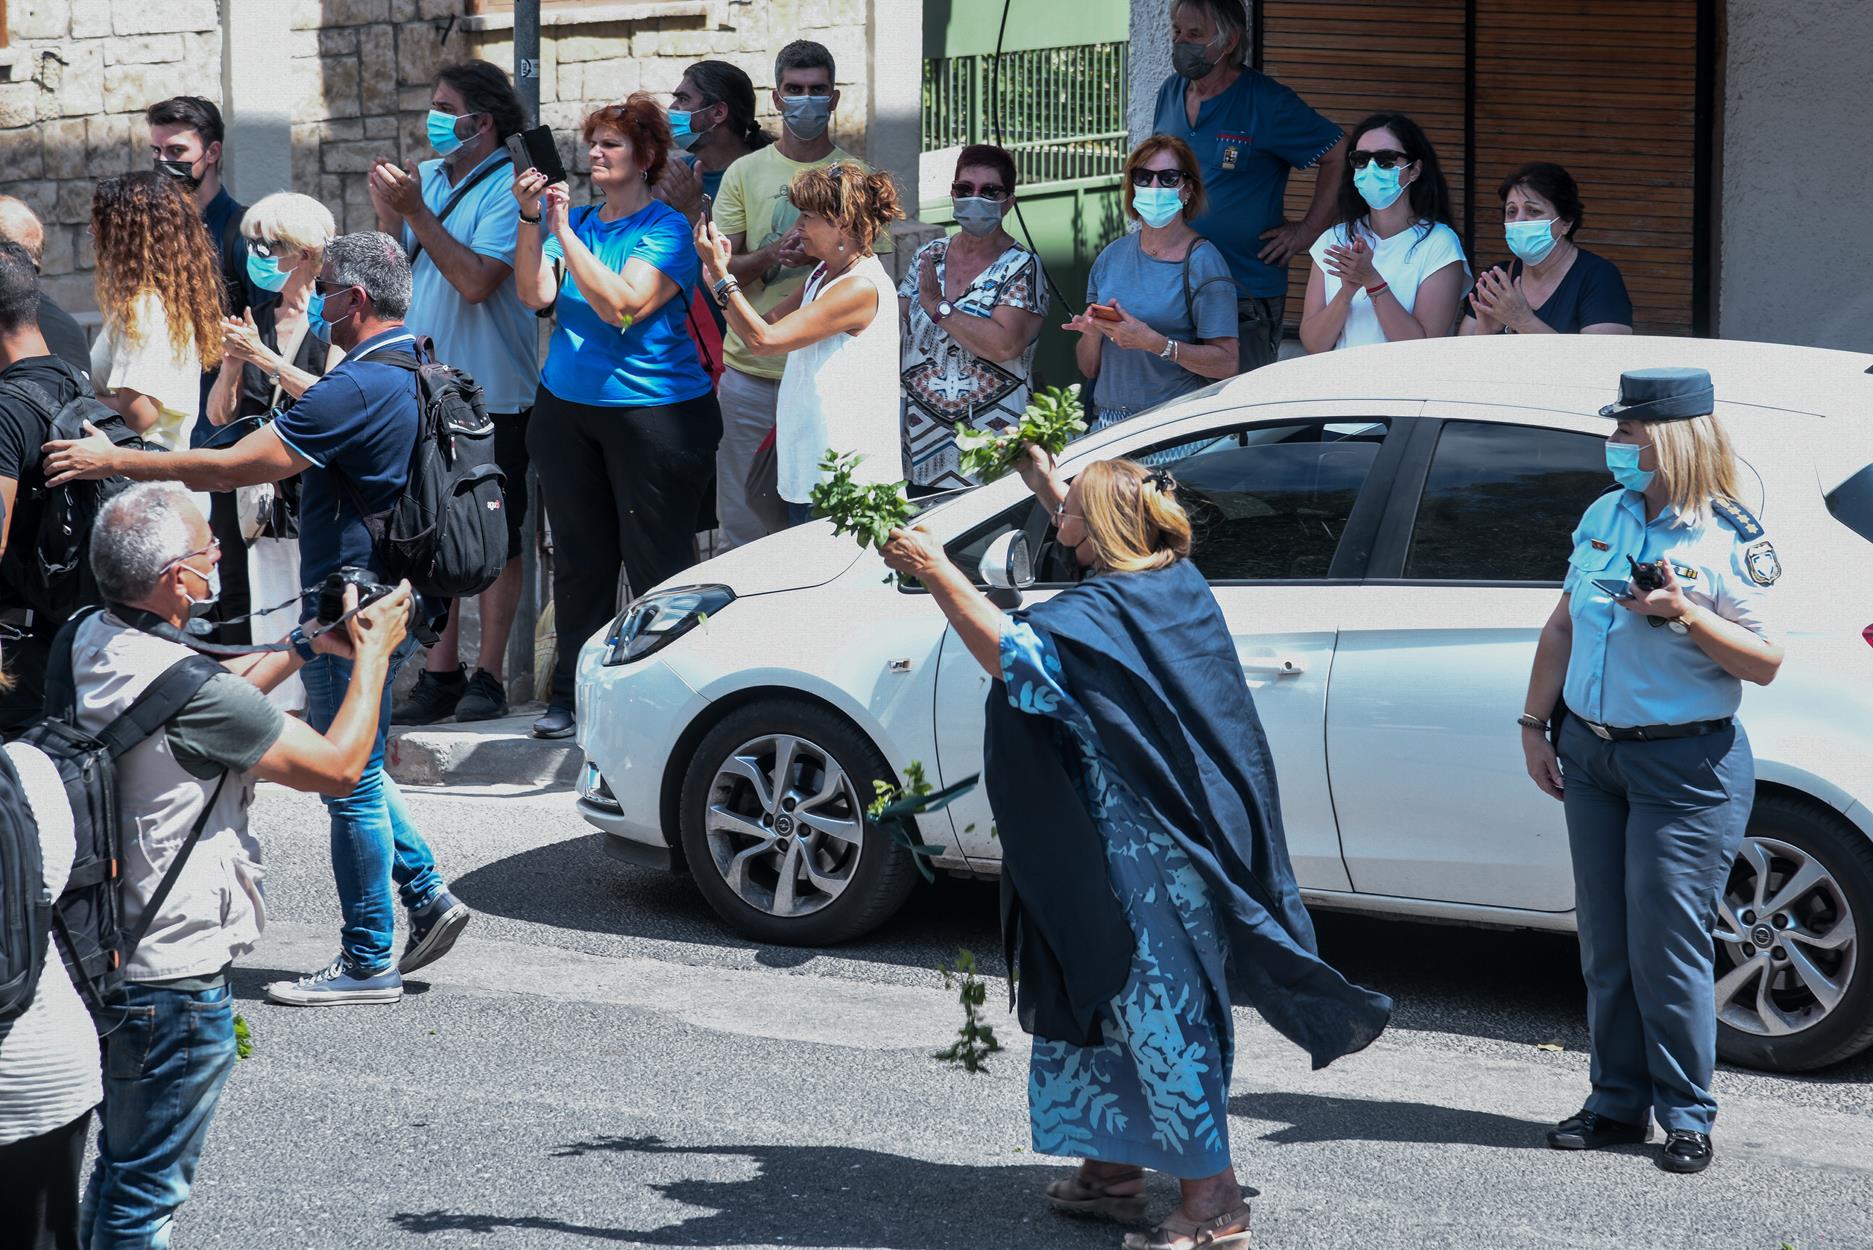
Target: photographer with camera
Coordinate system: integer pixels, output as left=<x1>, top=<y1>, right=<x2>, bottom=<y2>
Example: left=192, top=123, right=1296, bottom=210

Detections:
left=67, top=483, right=412, bottom=1246
left=40, top=232, right=473, bottom=1007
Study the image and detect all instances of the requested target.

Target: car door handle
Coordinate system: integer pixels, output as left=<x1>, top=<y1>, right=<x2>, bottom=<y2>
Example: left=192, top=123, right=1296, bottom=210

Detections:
left=1240, top=656, right=1306, bottom=676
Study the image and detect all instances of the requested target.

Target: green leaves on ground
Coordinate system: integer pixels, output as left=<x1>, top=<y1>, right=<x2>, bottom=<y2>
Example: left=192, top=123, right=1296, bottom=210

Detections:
left=935, top=948, right=1003, bottom=1074
left=234, top=1014, right=254, bottom=1060
left=955, top=384, right=1088, bottom=484
left=809, top=450, right=915, bottom=552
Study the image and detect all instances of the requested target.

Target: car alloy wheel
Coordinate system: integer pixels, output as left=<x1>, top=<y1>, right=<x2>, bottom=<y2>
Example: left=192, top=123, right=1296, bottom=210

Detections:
left=703, top=732, right=865, bottom=919
left=1715, top=835, right=1857, bottom=1041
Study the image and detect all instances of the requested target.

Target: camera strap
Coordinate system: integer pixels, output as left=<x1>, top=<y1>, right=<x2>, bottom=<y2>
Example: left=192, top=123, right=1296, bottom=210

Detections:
left=109, top=606, right=296, bottom=656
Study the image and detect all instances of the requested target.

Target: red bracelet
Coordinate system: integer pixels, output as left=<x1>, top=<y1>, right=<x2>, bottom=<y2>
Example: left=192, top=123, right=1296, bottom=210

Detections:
left=1365, top=281, right=1389, bottom=298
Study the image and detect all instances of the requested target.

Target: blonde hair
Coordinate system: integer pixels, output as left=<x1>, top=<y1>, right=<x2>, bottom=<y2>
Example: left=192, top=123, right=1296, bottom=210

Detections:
left=787, top=163, right=904, bottom=253
left=1075, top=459, right=1193, bottom=573
left=1650, top=412, right=1741, bottom=528
left=242, top=192, right=336, bottom=256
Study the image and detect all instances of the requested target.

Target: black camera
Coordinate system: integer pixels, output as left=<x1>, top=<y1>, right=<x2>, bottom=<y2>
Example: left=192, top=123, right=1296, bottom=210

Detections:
left=315, top=566, right=397, bottom=627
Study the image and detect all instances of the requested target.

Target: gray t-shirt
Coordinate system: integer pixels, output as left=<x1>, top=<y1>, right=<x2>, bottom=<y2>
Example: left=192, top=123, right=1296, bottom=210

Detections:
left=1085, top=233, right=1238, bottom=415
left=167, top=673, right=286, bottom=780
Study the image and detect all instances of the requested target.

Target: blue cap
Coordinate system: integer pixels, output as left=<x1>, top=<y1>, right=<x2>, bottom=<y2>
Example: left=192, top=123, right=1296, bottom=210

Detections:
left=1598, top=367, right=1715, bottom=422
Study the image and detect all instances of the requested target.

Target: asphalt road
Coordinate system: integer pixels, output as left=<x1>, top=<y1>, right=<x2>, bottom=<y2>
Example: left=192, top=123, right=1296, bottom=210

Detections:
left=149, top=781, right=1873, bottom=1250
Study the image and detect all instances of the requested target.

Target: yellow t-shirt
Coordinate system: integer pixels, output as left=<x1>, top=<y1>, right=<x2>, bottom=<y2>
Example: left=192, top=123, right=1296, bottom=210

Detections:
left=713, top=144, right=892, bottom=380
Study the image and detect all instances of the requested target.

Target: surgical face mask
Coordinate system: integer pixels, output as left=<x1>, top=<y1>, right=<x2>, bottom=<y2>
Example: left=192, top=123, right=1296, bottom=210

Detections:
left=1505, top=217, right=1559, bottom=266
left=779, top=95, right=833, bottom=142
left=154, top=156, right=201, bottom=189
left=1171, top=33, right=1225, bottom=80
left=426, top=109, right=478, bottom=156
left=167, top=555, right=220, bottom=617
left=1353, top=162, right=1408, bottom=212
left=247, top=249, right=289, bottom=293
left=1132, top=186, right=1184, bottom=230
left=1605, top=439, right=1655, bottom=492
left=951, top=196, right=1005, bottom=237
left=669, top=107, right=714, bottom=151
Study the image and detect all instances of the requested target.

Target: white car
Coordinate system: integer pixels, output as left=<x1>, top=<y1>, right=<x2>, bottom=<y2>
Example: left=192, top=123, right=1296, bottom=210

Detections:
left=575, top=335, right=1873, bottom=1073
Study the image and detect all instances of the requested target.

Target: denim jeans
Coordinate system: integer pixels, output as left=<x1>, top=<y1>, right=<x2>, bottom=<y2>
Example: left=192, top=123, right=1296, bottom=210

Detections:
left=301, top=636, right=443, bottom=972
left=82, top=981, right=237, bottom=1250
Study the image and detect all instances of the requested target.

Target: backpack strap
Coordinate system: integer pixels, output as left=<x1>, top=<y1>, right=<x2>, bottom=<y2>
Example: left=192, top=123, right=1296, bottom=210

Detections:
left=95, top=652, right=226, bottom=761
left=407, top=155, right=514, bottom=268
left=115, top=771, right=230, bottom=966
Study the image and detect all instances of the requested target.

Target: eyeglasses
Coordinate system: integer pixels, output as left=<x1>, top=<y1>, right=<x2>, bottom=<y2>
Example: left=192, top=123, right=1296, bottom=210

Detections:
left=1129, top=168, right=1188, bottom=189
left=951, top=181, right=1009, bottom=201
left=1050, top=501, right=1084, bottom=525
left=313, top=279, right=357, bottom=296
left=163, top=538, right=220, bottom=574
left=1349, top=149, right=1414, bottom=170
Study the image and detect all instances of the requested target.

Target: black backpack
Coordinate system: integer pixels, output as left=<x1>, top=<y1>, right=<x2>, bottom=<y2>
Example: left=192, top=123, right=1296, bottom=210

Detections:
left=0, top=364, right=162, bottom=623
left=8, top=609, right=225, bottom=1020
left=342, top=340, right=507, bottom=600
left=0, top=746, right=52, bottom=1019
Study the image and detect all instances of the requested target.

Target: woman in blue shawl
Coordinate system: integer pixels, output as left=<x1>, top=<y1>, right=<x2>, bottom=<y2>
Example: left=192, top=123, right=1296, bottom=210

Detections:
left=882, top=452, right=1392, bottom=1250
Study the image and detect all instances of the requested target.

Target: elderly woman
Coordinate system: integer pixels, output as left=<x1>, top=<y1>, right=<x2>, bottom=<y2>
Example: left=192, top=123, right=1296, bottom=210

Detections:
left=882, top=451, right=1391, bottom=1250
left=1460, top=162, right=1634, bottom=336
left=1069, top=136, right=1237, bottom=432
left=202, top=192, right=340, bottom=665
left=897, top=143, right=1046, bottom=495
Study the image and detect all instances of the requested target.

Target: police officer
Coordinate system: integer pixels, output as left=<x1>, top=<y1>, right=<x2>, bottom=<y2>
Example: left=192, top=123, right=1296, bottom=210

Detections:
left=1519, top=367, right=1784, bottom=1174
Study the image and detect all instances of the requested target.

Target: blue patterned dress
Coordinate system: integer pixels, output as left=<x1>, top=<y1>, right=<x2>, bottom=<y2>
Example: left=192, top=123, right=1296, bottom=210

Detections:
left=1001, top=618, right=1235, bottom=1179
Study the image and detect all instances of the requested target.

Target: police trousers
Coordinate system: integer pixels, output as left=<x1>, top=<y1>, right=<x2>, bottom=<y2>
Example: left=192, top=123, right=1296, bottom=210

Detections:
left=1557, top=716, right=1753, bottom=1134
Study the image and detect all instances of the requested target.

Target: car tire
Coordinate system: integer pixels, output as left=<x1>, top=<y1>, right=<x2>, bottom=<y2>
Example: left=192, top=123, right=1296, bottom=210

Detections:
left=1715, top=793, right=1873, bottom=1072
left=679, top=699, right=920, bottom=945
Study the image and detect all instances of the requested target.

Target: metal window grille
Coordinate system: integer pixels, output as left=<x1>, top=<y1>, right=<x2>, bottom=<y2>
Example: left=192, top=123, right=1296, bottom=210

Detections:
left=921, top=42, right=1129, bottom=189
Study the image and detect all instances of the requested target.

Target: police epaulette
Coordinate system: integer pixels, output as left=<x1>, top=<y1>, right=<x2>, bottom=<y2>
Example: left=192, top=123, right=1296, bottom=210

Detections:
left=1711, top=496, right=1764, bottom=539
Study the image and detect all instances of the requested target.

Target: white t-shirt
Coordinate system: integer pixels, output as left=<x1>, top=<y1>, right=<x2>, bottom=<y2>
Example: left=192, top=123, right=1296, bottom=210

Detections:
left=1308, top=220, right=1469, bottom=350
left=0, top=742, right=102, bottom=1145
left=91, top=289, right=204, bottom=451
left=775, top=254, right=903, bottom=504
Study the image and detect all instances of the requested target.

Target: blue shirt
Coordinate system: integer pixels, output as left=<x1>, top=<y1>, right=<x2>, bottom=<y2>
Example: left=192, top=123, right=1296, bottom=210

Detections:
left=1152, top=70, right=1342, bottom=299
left=271, top=328, right=422, bottom=585
left=540, top=200, right=710, bottom=408
left=403, top=152, right=540, bottom=414
left=1562, top=489, right=1781, bottom=727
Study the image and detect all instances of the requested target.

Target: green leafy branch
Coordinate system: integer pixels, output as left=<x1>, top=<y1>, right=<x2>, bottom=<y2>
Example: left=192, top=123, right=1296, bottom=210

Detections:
left=955, top=384, right=1088, bottom=484
left=810, top=449, right=916, bottom=551
left=234, top=1014, right=254, bottom=1060
left=868, top=761, right=944, bottom=883
left=935, top=948, right=1003, bottom=1074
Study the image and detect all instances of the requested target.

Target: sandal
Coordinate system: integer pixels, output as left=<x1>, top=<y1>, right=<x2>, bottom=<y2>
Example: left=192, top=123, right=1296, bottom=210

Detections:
left=1045, top=1169, right=1148, bottom=1225
left=1120, top=1200, right=1252, bottom=1250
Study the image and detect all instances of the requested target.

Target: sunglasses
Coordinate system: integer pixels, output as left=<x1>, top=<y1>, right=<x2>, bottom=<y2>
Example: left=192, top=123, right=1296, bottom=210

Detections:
left=1349, top=149, right=1414, bottom=170
left=250, top=238, right=289, bottom=260
left=1129, top=167, right=1188, bottom=189
left=951, top=181, right=1009, bottom=201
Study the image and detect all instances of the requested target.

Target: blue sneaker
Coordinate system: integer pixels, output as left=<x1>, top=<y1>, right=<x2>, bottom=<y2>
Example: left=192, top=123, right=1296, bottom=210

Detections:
left=400, top=889, right=471, bottom=975
left=265, top=955, right=403, bottom=1007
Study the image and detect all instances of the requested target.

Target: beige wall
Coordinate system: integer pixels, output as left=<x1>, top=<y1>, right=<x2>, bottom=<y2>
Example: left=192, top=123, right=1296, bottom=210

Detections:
left=1717, top=0, right=1873, bottom=350
left=0, top=0, right=893, bottom=314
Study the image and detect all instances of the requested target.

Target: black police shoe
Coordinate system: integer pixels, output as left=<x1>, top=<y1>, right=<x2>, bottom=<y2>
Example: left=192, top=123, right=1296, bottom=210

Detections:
left=393, top=666, right=465, bottom=725
left=532, top=704, right=575, bottom=739
left=1657, top=1130, right=1714, bottom=1174
left=1546, top=1109, right=1650, bottom=1151
left=454, top=669, right=509, bottom=722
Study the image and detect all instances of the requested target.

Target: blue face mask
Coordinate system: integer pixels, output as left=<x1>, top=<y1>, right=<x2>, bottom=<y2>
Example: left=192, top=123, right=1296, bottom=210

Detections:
left=669, top=108, right=712, bottom=152
left=247, top=249, right=288, bottom=293
left=1353, top=162, right=1408, bottom=211
left=1606, top=439, right=1655, bottom=492
left=426, top=109, right=474, bottom=155
left=306, top=290, right=331, bottom=338
left=1132, top=186, right=1183, bottom=229
left=1505, top=217, right=1559, bottom=265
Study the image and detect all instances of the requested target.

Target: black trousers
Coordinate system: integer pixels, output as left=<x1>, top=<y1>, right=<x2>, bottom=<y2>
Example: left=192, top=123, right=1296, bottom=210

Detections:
left=0, top=1111, right=89, bottom=1250
left=528, top=387, right=722, bottom=709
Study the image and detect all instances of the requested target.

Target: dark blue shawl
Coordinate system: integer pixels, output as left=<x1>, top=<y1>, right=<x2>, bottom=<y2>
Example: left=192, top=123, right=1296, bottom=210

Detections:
left=985, top=558, right=1393, bottom=1069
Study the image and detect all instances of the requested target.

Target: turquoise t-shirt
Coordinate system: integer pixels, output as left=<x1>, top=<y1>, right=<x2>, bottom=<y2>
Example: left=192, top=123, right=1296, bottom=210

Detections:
left=541, top=199, right=709, bottom=408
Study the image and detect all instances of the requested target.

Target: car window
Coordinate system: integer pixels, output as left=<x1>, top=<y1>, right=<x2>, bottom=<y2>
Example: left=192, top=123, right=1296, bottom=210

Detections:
left=1826, top=462, right=1873, bottom=547
left=1404, top=421, right=1610, bottom=582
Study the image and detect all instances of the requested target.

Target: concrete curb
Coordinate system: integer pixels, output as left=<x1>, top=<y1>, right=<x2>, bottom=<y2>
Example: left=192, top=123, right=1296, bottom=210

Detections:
left=385, top=707, right=581, bottom=789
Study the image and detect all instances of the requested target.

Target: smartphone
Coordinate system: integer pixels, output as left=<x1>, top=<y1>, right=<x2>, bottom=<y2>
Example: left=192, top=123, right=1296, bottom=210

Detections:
left=504, top=124, right=567, bottom=185
left=1591, top=577, right=1634, bottom=600
left=1086, top=303, right=1121, bottom=322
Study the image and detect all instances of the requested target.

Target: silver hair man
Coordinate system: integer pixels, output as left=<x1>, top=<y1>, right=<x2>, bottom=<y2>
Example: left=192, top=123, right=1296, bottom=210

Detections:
left=90, top=483, right=201, bottom=605
left=324, top=231, right=412, bottom=319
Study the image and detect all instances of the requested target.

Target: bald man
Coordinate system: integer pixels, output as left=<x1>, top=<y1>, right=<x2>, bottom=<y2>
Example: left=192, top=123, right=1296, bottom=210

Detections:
left=0, top=197, right=90, bottom=375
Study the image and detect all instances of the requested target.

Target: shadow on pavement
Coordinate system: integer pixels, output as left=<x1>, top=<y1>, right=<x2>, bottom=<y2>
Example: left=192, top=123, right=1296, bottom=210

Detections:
left=1229, top=1090, right=1558, bottom=1151
left=391, top=1134, right=1122, bottom=1249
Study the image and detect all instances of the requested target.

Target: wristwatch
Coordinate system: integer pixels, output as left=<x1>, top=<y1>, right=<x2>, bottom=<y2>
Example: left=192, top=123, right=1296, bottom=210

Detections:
left=1516, top=713, right=1548, bottom=731
left=289, top=625, right=317, bottom=663
left=934, top=299, right=955, bottom=322
left=1667, top=603, right=1697, bottom=635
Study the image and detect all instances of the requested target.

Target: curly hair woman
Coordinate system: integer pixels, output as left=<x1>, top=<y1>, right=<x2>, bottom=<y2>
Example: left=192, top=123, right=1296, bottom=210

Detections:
left=882, top=452, right=1391, bottom=1249
left=90, top=170, right=226, bottom=449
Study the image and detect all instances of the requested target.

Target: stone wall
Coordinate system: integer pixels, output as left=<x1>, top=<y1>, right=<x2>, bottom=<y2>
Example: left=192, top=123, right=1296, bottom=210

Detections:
left=0, top=0, right=885, bottom=314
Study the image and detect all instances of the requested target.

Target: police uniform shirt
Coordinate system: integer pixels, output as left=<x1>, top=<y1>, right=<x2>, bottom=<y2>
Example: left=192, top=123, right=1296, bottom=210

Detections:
left=1562, top=490, right=1781, bottom=728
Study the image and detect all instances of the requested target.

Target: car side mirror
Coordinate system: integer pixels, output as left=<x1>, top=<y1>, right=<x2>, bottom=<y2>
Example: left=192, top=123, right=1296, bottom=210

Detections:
left=978, top=530, right=1034, bottom=608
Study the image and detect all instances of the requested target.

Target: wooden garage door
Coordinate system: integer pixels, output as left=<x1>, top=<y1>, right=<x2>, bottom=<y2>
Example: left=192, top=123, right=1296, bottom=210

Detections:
left=1259, top=0, right=1704, bottom=336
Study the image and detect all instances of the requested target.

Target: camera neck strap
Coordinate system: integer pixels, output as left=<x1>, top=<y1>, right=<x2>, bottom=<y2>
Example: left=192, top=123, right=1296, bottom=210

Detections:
left=109, top=605, right=296, bottom=656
